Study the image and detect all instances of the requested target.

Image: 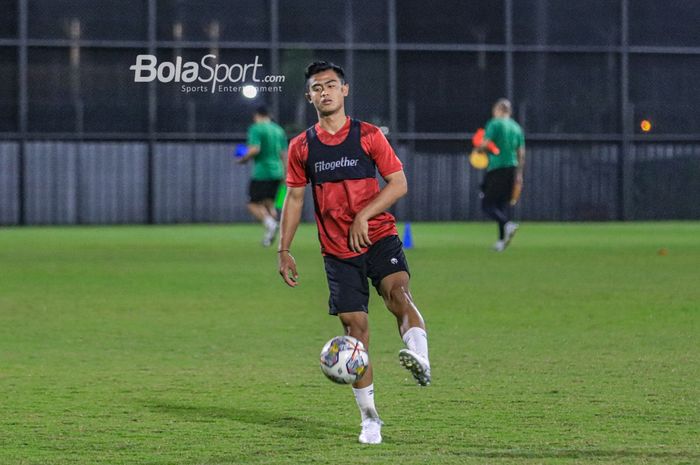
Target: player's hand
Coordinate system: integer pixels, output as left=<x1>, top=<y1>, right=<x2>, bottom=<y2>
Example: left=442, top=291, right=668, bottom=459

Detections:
left=237, top=156, right=249, bottom=165
left=349, top=215, right=372, bottom=253
left=278, top=251, right=299, bottom=287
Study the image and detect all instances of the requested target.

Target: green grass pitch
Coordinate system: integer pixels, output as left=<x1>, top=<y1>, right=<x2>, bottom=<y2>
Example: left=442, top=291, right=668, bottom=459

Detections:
left=1, top=222, right=698, bottom=465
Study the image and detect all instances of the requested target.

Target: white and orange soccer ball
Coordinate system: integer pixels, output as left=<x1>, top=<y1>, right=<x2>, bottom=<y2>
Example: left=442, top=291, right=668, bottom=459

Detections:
left=319, top=336, right=369, bottom=385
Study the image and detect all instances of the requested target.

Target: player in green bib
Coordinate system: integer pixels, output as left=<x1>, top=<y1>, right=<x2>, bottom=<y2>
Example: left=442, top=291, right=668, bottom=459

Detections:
left=479, top=99, right=526, bottom=251
left=238, top=107, right=288, bottom=246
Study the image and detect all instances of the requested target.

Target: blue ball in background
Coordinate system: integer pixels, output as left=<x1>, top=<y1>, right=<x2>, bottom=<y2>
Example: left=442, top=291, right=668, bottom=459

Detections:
left=234, top=143, right=247, bottom=158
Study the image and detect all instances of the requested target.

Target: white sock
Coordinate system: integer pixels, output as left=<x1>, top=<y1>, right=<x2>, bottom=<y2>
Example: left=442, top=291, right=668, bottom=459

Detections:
left=352, top=384, right=379, bottom=422
left=263, top=215, right=277, bottom=229
left=402, top=327, right=429, bottom=363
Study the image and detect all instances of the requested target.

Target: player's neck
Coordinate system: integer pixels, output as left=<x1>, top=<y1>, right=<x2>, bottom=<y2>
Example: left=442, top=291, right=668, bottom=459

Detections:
left=317, top=112, right=348, bottom=135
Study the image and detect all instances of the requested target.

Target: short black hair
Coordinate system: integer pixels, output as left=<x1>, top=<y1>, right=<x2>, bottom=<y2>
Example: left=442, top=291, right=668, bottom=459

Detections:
left=305, top=61, right=345, bottom=89
left=494, top=98, right=512, bottom=115
left=254, top=106, right=269, bottom=117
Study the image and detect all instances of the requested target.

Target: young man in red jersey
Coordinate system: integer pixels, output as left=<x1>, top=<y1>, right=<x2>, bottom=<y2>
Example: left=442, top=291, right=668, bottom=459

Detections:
left=277, top=62, right=431, bottom=445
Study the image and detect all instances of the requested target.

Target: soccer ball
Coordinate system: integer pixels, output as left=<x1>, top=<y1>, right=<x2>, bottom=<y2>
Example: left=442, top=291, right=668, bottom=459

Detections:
left=319, top=336, right=369, bottom=385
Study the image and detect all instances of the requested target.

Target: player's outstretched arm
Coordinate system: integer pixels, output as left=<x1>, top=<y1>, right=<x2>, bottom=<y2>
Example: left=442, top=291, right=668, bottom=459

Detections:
left=278, top=186, right=305, bottom=287
left=349, top=170, right=408, bottom=253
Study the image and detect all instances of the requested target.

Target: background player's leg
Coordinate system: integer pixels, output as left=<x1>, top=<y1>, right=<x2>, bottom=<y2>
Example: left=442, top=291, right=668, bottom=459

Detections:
left=482, top=197, right=508, bottom=240
left=246, top=201, right=268, bottom=222
left=247, top=201, right=278, bottom=246
left=338, top=311, right=382, bottom=444
left=481, top=169, right=510, bottom=246
left=378, top=272, right=431, bottom=386
left=260, top=198, right=279, bottom=246
left=262, top=199, right=278, bottom=220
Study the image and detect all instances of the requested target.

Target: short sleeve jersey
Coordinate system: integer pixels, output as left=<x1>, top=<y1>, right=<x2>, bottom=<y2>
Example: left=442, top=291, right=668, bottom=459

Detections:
left=484, top=117, right=525, bottom=171
left=287, top=117, right=403, bottom=259
left=247, top=121, right=287, bottom=181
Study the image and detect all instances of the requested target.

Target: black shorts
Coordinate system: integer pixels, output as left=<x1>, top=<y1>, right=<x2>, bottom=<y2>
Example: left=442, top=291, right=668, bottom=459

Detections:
left=249, top=180, right=281, bottom=203
left=481, top=167, right=516, bottom=205
left=323, top=235, right=410, bottom=315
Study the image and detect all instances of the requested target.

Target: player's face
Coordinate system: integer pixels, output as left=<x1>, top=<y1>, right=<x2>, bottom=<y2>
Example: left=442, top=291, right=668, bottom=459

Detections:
left=306, top=70, right=349, bottom=116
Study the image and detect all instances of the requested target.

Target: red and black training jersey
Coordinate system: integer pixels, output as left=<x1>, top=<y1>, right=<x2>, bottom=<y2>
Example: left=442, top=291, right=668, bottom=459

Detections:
left=287, top=117, right=403, bottom=259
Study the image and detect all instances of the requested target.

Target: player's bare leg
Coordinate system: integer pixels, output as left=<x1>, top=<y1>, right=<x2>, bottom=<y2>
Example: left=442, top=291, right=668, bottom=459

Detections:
left=379, top=271, right=431, bottom=386
left=260, top=199, right=279, bottom=245
left=247, top=201, right=278, bottom=247
left=338, top=311, right=372, bottom=389
left=262, top=199, right=278, bottom=220
left=379, top=271, right=424, bottom=335
left=246, top=202, right=268, bottom=222
left=338, top=311, right=382, bottom=444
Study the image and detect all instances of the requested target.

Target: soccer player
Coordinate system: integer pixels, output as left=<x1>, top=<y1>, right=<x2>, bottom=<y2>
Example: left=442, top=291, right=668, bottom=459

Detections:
left=277, top=62, right=431, bottom=445
left=479, top=98, right=526, bottom=252
left=238, top=106, right=287, bottom=247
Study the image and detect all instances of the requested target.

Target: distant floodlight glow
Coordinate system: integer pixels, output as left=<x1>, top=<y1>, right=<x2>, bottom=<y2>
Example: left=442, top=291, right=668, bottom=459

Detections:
left=640, top=119, right=652, bottom=132
left=242, top=85, right=257, bottom=99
